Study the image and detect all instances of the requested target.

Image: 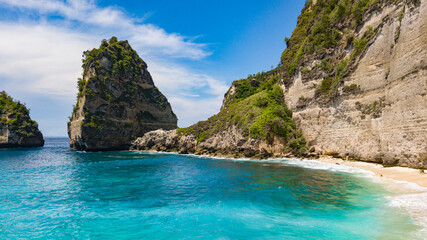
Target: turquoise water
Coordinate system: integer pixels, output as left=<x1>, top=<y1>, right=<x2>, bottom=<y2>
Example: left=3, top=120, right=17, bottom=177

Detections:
left=0, top=138, right=421, bottom=239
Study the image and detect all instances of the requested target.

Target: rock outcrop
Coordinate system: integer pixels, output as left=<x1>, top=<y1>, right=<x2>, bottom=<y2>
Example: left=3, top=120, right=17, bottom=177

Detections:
left=131, top=85, right=308, bottom=159
left=131, top=127, right=286, bottom=159
left=68, top=38, right=177, bottom=151
left=132, top=0, right=426, bottom=168
left=283, top=0, right=427, bottom=168
left=0, top=91, right=44, bottom=148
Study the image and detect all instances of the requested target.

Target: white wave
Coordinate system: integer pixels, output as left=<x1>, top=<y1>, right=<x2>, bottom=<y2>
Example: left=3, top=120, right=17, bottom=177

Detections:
left=267, top=158, right=374, bottom=175
left=136, top=151, right=372, bottom=175
left=136, top=150, right=427, bottom=237
left=376, top=179, right=427, bottom=239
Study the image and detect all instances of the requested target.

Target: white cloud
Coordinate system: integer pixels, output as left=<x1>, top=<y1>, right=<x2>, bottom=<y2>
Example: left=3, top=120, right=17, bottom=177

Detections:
left=168, top=96, right=224, bottom=127
left=0, top=0, right=210, bottom=59
left=148, top=61, right=228, bottom=97
left=147, top=61, right=229, bottom=127
left=0, top=23, right=95, bottom=100
left=0, top=0, right=229, bottom=133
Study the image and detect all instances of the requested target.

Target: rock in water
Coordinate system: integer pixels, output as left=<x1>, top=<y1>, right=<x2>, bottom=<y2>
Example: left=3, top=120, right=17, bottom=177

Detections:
left=0, top=91, right=44, bottom=148
left=68, top=38, right=177, bottom=151
left=132, top=0, right=427, bottom=168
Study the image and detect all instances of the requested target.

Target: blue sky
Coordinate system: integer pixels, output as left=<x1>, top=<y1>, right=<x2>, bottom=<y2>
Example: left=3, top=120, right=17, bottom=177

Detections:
left=0, top=0, right=305, bottom=136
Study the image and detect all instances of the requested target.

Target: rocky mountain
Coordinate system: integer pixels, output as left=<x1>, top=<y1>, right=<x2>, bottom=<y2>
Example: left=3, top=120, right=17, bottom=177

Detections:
left=68, top=37, right=177, bottom=151
left=132, top=0, right=426, bottom=168
left=131, top=85, right=308, bottom=159
left=0, top=91, right=44, bottom=148
left=281, top=0, right=426, bottom=168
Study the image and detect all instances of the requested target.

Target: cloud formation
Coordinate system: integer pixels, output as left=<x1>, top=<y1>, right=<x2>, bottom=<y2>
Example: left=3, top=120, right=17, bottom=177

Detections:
left=0, top=23, right=94, bottom=100
left=0, top=0, right=210, bottom=59
left=0, top=0, right=229, bottom=134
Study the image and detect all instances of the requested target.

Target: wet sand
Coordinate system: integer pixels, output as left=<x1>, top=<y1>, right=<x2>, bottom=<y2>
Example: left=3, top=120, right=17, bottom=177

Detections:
left=316, top=156, right=427, bottom=188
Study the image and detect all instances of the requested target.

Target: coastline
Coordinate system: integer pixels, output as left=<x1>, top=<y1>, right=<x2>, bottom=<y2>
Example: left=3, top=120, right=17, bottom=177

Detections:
left=140, top=149, right=427, bottom=188
left=315, top=156, right=427, bottom=188
left=276, top=155, right=427, bottom=237
left=140, top=150, right=427, bottom=237
left=304, top=156, right=427, bottom=238
left=314, top=156, right=427, bottom=238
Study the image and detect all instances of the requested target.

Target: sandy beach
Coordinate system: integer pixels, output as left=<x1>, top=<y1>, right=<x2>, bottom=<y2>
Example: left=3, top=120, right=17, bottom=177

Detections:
left=316, top=156, right=427, bottom=236
left=316, top=156, right=427, bottom=188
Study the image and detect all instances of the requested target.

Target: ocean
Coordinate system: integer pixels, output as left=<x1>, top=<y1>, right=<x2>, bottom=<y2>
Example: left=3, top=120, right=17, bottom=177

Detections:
left=0, top=137, right=423, bottom=239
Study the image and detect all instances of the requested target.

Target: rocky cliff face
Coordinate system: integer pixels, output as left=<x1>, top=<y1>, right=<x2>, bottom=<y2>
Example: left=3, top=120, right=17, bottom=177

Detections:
left=132, top=0, right=426, bottom=167
left=283, top=0, right=426, bottom=168
left=131, top=81, right=308, bottom=159
left=131, top=127, right=291, bottom=159
left=68, top=38, right=177, bottom=151
left=0, top=91, right=44, bottom=148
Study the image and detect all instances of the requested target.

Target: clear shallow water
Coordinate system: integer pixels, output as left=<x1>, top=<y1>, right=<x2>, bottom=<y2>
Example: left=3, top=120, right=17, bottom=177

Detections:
left=0, top=138, right=421, bottom=239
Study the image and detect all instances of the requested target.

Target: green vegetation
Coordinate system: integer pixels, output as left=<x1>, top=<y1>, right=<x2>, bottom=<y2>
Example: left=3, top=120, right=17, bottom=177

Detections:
left=178, top=86, right=307, bottom=153
left=355, top=98, right=384, bottom=118
left=82, top=36, right=145, bottom=78
left=398, top=9, right=404, bottom=22
left=342, top=83, right=360, bottom=92
left=71, top=1, right=389, bottom=155
left=75, top=37, right=145, bottom=111
left=278, top=0, right=379, bottom=98
left=179, top=0, right=385, bottom=153
left=84, top=115, right=101, bottom=130
left=394, top=25, right=401, bottom=42
left=351, top=25, right=375, bottom=59
left=315, top=57, right=349, bottom=98
left=0, top=91, right=40, bottom=137
left=71, top=36, right=149, bottom=121
left=225, top=73, right=280, bottom=105
left=314, top=22, right=375, bottom=100
left=226, top=0, right=379, bottom=104
left=201, top=0, right=385, bottom=153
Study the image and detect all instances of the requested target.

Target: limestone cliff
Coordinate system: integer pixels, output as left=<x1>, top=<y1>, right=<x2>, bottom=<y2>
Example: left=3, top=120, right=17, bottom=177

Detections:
left=0, top=91, right=44, bottom=148
left=132, top=0, right=426, bottom=167
left=68, top=37, right=177, bottom=151
left=282, top=0, right=426, bottom=168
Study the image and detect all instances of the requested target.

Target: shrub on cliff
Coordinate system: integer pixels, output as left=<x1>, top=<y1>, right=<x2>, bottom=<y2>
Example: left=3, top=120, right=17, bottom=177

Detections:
left=176, top=0, right=387, bottom=155
left=0, top=91, right=40, bottom=137
left=178, top=85, right=307, bottom=153
left=279, top=0, right=379, bottom=94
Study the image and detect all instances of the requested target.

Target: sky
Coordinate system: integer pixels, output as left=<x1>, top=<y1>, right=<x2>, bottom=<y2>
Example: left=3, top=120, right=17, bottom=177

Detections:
left=0, top=0, right=306, bottom=137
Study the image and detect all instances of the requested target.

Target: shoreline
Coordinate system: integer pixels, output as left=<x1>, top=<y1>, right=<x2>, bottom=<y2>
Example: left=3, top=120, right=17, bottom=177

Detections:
left=314, top=156, right=427, bottom=237
left=140, top=149, right=427, bottom=188
left=315, top=156, right=427, bottom=188
left=138, top=150, right=427, bottom=236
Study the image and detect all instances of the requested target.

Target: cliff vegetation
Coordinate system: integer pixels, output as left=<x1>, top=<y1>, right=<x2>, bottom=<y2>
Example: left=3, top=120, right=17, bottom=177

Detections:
left=0, top=91, right=41, bottom=138
left=68, top=37, right=177, bottom=151
left=133, top=0, right=426, bottom=166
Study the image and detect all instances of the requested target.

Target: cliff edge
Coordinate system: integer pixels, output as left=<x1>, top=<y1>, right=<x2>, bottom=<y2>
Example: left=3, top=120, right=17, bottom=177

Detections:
left=0, top=91, right=44, bottom=148
left=68, top=37, right=177, bottom=151
left=280, top=0, right=426, bottom=168
left=133, top=0, right=426, bottom=168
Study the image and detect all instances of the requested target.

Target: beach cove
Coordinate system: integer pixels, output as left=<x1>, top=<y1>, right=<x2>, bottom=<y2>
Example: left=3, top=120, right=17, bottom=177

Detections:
left=1, top=138, right=425, bottom=239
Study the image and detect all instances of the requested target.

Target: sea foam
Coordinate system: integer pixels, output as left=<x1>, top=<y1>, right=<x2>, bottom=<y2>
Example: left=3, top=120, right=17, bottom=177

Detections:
left=138, top=150, right=427, bottom=238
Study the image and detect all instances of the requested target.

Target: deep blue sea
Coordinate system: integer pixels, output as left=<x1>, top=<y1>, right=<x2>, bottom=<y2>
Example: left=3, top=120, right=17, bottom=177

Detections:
left=0, top=138, right=422, bottom=239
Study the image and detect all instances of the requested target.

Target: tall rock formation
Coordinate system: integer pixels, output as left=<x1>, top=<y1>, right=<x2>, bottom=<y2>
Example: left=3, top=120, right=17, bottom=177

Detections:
left=0, top=91, right=44, bottom=148
left=68, top=38, right=177, bottom=151
left=133, top=0, right=426, bottom=168
left=280, top=0, right=426, bottom=168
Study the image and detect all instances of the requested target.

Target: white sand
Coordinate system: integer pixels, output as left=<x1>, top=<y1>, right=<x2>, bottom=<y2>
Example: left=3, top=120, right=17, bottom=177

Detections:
left=316, top=156, right=427, bottom=188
